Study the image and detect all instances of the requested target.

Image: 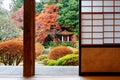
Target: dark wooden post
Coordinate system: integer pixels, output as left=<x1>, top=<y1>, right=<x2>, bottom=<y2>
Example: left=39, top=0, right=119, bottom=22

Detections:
left=24, top=0, right=35, bottom=77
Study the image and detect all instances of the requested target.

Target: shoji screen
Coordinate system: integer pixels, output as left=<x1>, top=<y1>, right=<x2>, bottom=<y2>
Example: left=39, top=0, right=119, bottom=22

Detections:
left=81, top=0, right=120, bottom=45
left=80, top=0, right=120, bottom=75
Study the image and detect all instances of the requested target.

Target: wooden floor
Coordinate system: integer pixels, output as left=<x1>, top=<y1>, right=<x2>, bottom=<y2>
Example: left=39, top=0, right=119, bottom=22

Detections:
left=0, top=75, right=120, bottom=80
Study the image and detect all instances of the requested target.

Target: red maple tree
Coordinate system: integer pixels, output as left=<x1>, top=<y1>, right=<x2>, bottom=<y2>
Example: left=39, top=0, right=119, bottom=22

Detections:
left=35, top=4, right=61, bottom=44
left=10, top=4, right=61, bottom=44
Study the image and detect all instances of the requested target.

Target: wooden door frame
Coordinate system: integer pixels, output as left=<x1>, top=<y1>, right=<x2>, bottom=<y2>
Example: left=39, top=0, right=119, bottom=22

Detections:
left=23, top=0, right=81, bottom=77
left=24, top=0, right=35, bottom=77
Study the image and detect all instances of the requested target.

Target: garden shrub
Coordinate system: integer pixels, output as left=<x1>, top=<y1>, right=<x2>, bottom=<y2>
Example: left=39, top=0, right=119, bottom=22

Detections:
left=35, top=42, right=45, bottom=57
left=48, top=46, right=73, bottom=60
left=72, top=48, right=79, bottom=54
left=42, top=58, right=49, bottom=65
left=37, top=54, right=48, bottom=61
left=55, top=54, right=79, bottom=66
left=47, top=60, right=56, bottom=66
left=0, top=40, right=23, bottom=65
left=60, top=42, right=73, bottom=47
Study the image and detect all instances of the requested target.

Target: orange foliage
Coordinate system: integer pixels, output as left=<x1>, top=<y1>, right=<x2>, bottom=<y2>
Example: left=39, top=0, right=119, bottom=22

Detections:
left=0, top=40, right=43, bottom=65
left=48, top=46, right=73, bottom=60
left=35, top=42, right=44, bottom=57
left=35, top=4, right=61, bottom=43
left=36, top=4, right=60, bottom=29
left=0, top=40, right=23, bottom=65
left=11, top=4, right=61, bottom=44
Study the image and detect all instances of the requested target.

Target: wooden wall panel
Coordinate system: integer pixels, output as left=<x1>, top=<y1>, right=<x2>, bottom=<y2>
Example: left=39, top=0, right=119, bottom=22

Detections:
left=81, top=48, right=120, bottom=72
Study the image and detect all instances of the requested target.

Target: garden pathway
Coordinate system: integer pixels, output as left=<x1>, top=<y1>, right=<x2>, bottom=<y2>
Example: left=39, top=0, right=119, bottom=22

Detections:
left=0, top=66, right=78, bottom=75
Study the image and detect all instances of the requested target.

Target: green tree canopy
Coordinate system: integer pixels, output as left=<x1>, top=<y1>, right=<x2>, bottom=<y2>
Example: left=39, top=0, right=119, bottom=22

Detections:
left=57, top=0, right=79, bottom=35
left=0, top=9, right=22, bottom=42
left=10, top=0, right=23, bottom=12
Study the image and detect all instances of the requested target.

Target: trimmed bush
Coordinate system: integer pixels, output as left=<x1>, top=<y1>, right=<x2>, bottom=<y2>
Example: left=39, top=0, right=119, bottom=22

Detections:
left=55, top=54, right=79, bottom=66
left=47, top=60, right=56, bottom=66
left=72, top=48, right=79, bottom=54
left=42, top=59, right=49, bottom=65
left=0, top=40, right=23, bottom=65
left=35, top=42, right=45, bottom=57
left=48, top=46, right=73, bottom=60
left=37, top=54, right=48, bottom=61
left=60, top=42, right=73, bottom=47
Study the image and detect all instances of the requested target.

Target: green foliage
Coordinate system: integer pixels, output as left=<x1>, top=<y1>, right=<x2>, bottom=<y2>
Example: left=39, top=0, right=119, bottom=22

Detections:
left=41, top=54, right=79, bottom=66
left=59, top=42, right=73, bottom=47
left=0, top=27, right=22, bottom=42
left=37, top=54, right=48, bottom=61
left=56, top=3, right=63, bottom=8
left=72, top=48, right=79, bottom=54
left=57, top=0, right=79, bottom=35
left=47, top=60, right=56, bottom=66
left=44, top=41, right=57, bottom=48
left=36, top=1, right=44, bottom=14
left=49, top=41, right=56, bottom=47
left=55, top=54, right=79, bottom=66
left=0, top=9, right=22, bottom=42
left=74, top=41, right=79, bottom=48
left=10, top=0, right=23, bottom=12
left=47, top=0, right=60, bottom=4
left=42, top=58, right=49, bottom=65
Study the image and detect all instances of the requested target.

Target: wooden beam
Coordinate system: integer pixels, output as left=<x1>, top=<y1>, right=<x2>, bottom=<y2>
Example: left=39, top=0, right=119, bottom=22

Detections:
left=24, top=0, right=35, bottom=77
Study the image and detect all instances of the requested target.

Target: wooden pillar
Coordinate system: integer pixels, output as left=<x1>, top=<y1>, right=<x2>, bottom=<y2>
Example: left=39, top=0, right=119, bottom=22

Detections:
left=67, top=36, right=69, bottom=42
left=24, top=0, right=35, bottom=77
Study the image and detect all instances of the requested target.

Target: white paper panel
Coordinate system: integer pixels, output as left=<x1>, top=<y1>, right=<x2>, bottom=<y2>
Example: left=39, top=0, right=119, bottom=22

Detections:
left=82, top=27, right=92, bottom=32
left=115, top=20, right=120, bottom=25
left=93, top=39, right=103, bottom=44
left=115, top=32, right=120, bottom=37
left=115, top=26, right=120, bottom=31
left=104, top=20, right=113, bottom=25
left=93, top=27, right=103, bottom=32
left=93, top=20, right=102, bottom=25
left=104, top=1, right=113, bottom=6
left=115, top=38, right=120, bottom=43
left=82, top=7, right=91, bottom=12
left=115, top=14, right=120, bottom=18
left=115, top=7, right=120, bottom=12
left=104, top=38, right=113, bottom=43
left=93, top=33, right=103, bottom=38
left=115, top=1, right=120, bottom=6
left=82, top=1, right=91, bottom=6
left=93, top=7, right=102, bottom=12
left=104, top=7, right=113, bottom=12
left=93, top=1, right=102, bottom=6
left=93, top=14, right=103, bottom=19
left=82, top=33, right=92, bottom=38
left=104, top=26, right=113, bottom=31
left=104, top=14, right=113, bottom=18
left=82, top=14, right=92, bottom=19
left=104, top=32, right=113, bottom=37
left=82, top=39, right=92, bottom=44
left=82, top=20, right=92, bottom=25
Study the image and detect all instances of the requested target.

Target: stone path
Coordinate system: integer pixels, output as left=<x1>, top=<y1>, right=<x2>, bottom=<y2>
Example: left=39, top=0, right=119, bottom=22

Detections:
left=0, top=66, right=79, bottom=75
